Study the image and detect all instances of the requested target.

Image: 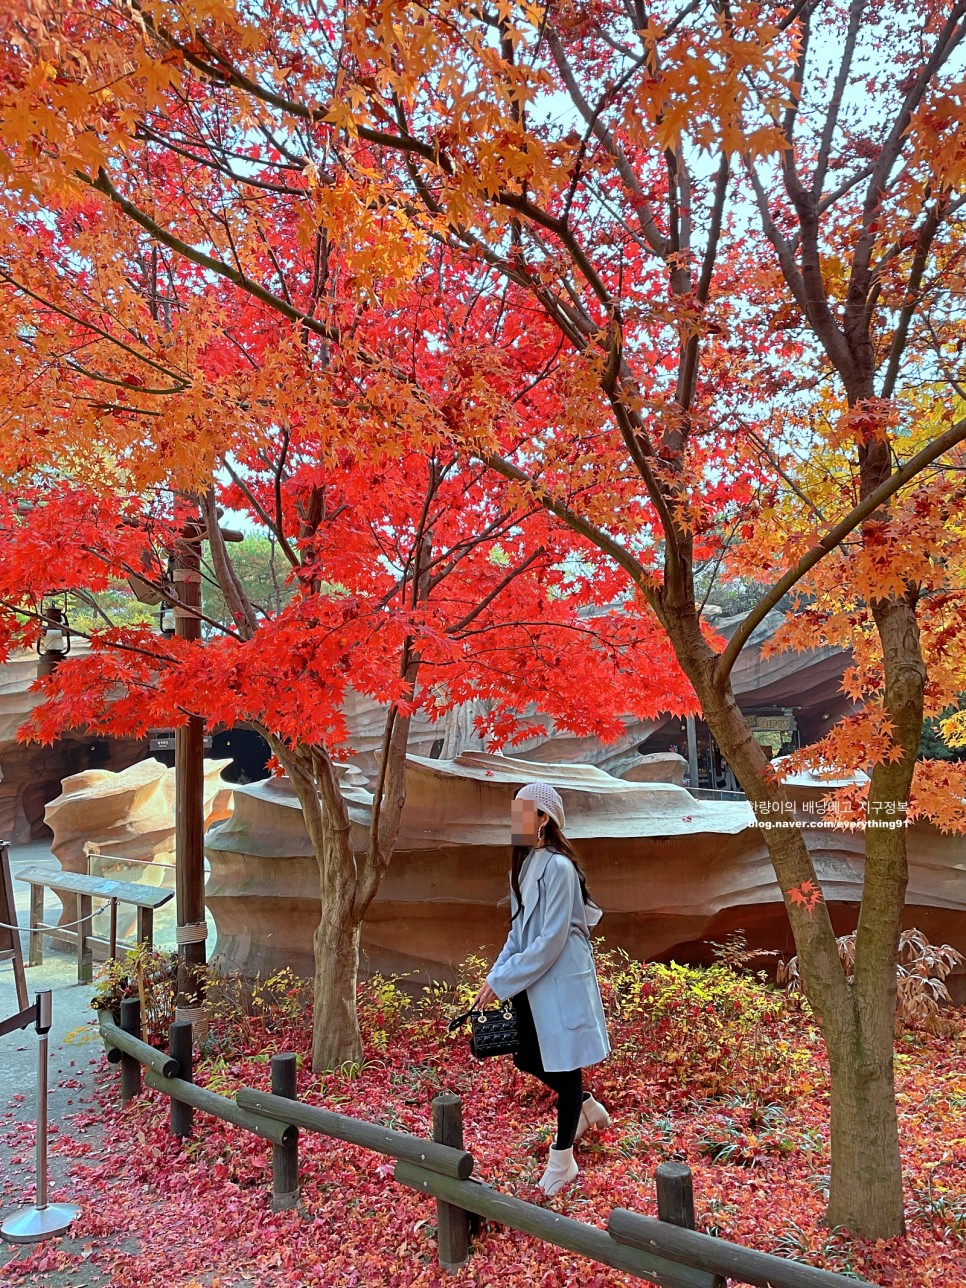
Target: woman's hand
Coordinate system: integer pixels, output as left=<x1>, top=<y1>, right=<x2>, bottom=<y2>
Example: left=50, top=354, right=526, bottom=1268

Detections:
left=471, top=981, right=498, bottom=1011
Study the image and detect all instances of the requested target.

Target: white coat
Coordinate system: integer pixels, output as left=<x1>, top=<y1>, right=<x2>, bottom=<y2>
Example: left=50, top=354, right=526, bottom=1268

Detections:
left=486, top=846, right=611, bottom=1073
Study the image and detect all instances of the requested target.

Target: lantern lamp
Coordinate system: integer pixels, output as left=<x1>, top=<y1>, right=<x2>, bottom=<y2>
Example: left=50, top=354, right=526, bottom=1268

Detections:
left=36, top=602, right=71, bottom=678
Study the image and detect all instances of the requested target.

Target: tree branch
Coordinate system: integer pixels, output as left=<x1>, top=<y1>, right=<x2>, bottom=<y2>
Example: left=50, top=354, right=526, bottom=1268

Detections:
left=85, top=169, right=341, bottom=347
left=448, top=546, right=547, bottom=634
left=476, top=451, right=661, bottom=608
left=812, top=0, right=865, bottom=199
left=880, top=196, right=947, bottom=399
left=716, top=413, right=966, bottom=683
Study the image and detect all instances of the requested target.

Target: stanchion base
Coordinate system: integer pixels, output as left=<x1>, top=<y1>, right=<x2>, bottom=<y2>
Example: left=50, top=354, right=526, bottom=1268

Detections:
left=1, top=1202, right=81, bottom=1243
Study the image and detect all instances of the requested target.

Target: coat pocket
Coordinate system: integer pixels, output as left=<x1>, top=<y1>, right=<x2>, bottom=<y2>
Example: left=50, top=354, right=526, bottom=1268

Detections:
left=554, top=968, right=596, bottom=1030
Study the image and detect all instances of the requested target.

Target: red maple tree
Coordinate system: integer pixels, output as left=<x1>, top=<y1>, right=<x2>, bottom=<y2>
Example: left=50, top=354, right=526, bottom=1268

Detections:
left=2, top=0, right=966, bottom=1240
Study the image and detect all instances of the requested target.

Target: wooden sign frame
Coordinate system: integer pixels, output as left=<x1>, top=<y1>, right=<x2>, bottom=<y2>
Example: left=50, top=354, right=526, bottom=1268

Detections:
left=0, top=840, right=29, bottom=1011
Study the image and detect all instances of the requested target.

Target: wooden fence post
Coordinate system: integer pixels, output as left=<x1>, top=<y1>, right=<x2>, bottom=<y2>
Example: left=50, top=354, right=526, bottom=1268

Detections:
left=118, top=997, right=142, bottom=1104
left=76, top=891, right=93, bottom=985
left=432, top=1093, right=471, bottom=1272
left=270, top=1053, right=300, bottom=1211
left=169, top=1020, right=193, bottom=1138
left=656, top=1161, right=696, bottom=1230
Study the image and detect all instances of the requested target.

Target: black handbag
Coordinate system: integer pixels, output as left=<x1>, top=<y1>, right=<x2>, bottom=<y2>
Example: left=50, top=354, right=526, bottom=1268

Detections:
left=448, top=1000, right=520, bottom=1059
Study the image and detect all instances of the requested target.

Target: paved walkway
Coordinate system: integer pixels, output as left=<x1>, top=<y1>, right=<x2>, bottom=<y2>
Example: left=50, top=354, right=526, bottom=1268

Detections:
left=0, top=841, right=207, bottom=1284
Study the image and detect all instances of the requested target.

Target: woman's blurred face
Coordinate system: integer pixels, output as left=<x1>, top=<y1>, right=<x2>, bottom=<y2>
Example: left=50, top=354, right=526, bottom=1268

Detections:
left=511, top=796, right=545, bottom=846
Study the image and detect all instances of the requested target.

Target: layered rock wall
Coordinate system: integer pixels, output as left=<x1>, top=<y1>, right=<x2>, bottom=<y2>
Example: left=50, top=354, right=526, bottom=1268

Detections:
left=204, top=753, right=966, bottom=996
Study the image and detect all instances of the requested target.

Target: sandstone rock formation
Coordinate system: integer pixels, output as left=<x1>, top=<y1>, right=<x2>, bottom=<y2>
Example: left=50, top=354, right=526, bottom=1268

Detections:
left=335, top=688, right=665, bottom=778
left=204, top=752, right=966, bottom=998
left=44, top=756, right=234, bottom=875
left=205, top=764, right=371, bottom=979
left=619, top=752, right=688, bottom=785
left=42, top=757, right=232, bottom=937
left=0, top=650, right=147, bottom=843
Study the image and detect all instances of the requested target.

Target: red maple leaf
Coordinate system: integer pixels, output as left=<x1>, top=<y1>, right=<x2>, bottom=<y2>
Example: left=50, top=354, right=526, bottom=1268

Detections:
left=788, top=880, right=824, bottom=916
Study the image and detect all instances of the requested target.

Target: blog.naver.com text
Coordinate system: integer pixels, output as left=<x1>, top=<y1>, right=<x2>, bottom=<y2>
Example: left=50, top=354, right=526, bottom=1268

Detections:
left=749, top=800, right=911, bottom=830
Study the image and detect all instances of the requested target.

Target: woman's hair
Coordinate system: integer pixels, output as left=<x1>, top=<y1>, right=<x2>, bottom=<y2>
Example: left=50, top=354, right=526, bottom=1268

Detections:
left=508, top=813, right=595, bottom=923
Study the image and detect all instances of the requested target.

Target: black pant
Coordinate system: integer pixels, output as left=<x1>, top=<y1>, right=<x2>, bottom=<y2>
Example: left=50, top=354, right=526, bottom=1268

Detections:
left=510, top=988, right=583, bottom=1150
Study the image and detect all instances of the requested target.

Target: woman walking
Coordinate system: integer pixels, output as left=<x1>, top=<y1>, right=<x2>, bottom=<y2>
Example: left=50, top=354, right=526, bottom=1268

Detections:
left=471, top=782, right=612, bottom=1196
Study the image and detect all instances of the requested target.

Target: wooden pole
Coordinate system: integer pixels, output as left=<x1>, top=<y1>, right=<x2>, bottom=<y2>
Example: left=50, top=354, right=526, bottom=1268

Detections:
left=75, top=892, right=93, bottom=985
left=28, top=883, right=43, bottom=968
left=236, top=1088, right=473, bottom=1179
left=0, top=842, right=29, bottom=1011
left=99, top=1015, right=179, bottom=1078
left=169, top=1020, right=194, bottom=1138
left=393, top=1162, right=717, bottom=1288
left=118, top=997, right=142, bottom=1104
left=685, top=715, right=699, bottom=791
left=655, top=1162, right=696, bottom=1230
left=432, top=1094, right=470, bottom=1271
left=270, top=1054, right=300, bottom=1211
left=608, top=1208, right=855, bottom=1288
left=174, top=520, right=207, bottom=1033
left=143, top=1070, right=295, bottom=1146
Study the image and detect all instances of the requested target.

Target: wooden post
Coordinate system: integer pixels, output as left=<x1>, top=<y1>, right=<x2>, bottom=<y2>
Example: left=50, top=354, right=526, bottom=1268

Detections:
left=169, top=1020, right=194, bottom=1138
left=432, top=1093, right=471, bottom=1271
left=76, top=892, right=93, bottom=984
left=135, top=906, right=154, bottom=950
left=270, top=1053, right=300, bottom=1211
left=118, top=997, right=142, bottom=1103
left=656, top=1161, right=696, bottom=1230
left=28, top=884, right=44, bottom=967
left=686, top=715, right=700, bottom=791
left=174, top=519, right=207, bottom=1033
left=0, top=843, right=29, bottom=1010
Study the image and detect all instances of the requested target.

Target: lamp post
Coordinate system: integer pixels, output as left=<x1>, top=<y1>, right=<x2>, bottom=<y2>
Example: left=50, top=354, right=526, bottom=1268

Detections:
left=171, top=521, right=208, bottom=1035
left=130, top=513, right=242, bottom=1034
left=685, top=714, right=699, bottom=793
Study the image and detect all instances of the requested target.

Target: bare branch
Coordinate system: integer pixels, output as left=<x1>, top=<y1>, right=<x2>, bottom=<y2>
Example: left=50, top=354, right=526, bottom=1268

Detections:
left=812, top=0, right=866, bottom=198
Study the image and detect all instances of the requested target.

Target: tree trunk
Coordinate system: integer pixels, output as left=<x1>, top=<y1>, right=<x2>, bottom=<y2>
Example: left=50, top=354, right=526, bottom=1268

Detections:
left=826, top=1010, right=905, bottom=1236
left=272, top=740, right=365, bottom=1072
left=269, top=690, right=416, bottom=1073
left=704, top=682, right=906, bottom=1234
left=660, top=610, right=907, bottom=1236
left=311, top=908, right=364, bottom=1071
left=822, top=593, right=923, bottom=1235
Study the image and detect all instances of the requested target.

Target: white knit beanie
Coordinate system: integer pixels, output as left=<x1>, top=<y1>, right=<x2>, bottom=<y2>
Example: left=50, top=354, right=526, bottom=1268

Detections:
left=515, top=782, right=566, bottom=831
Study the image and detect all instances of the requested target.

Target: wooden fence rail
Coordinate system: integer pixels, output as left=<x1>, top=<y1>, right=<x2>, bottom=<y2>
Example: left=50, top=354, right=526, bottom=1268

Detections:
left=99, top=1012, right=178, bottom=1079
left=392, top=1160, right=718, bottom=1288
left=235, top=1086, right=474, bottom=1180
left=94, top=1004, right=873, bottom=1288
left=142, top=1069, right=296, bottom=1147
left=607, top=1210, right=857, bottom=1288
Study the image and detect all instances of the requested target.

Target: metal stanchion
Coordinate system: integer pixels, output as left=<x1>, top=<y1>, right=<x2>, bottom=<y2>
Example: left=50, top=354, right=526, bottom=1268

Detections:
left=1, top=990, right=80, bottom=1243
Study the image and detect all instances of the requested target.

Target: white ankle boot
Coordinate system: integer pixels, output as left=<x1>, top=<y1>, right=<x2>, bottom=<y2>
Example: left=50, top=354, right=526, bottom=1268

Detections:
left=573, top=1094, right=611, bottom=1143
left=538, top=1145, right=579, bottom=1196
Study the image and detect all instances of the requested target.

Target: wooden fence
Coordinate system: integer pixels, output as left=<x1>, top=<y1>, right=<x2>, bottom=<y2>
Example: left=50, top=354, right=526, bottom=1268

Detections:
left=97, top=1000, right=871, bottom=1288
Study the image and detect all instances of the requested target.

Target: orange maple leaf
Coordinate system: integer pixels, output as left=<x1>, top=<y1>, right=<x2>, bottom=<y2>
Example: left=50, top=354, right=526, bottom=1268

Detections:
left=788, top=880, right=824, bottom=916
